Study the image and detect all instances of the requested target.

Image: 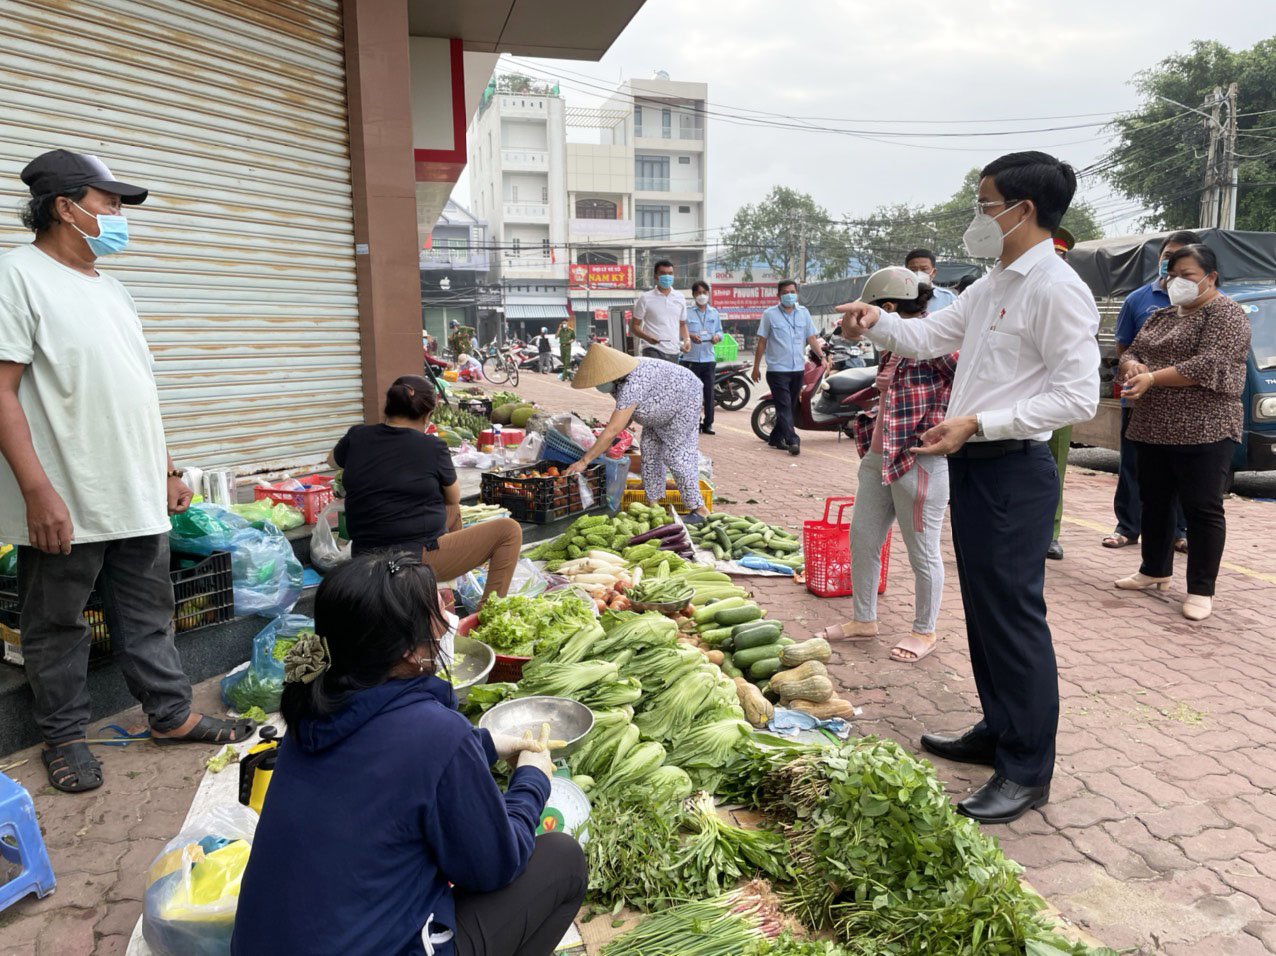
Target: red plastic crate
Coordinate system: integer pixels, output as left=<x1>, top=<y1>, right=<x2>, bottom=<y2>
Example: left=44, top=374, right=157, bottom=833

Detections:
left=803, top=495, right=890, bottom=598
left=479, top=428, right=525, bottom=447
left=457, top=613, right=529, bottom=683
left=253, top=474, right=334, bottom=524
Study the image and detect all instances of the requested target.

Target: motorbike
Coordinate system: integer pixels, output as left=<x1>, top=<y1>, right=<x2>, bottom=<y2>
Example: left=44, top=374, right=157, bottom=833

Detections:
left=517, top=340, right=587, bottom=373
left=824, top=333, right=869, bottom=372
left=750, top=354, right=877, bottom=444
left=713, top=362, right=752, bottom=411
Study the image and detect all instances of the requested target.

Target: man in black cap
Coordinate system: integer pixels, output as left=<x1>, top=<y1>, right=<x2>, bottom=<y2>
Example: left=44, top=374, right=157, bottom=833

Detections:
left=0, top=150, right=256, bottom=794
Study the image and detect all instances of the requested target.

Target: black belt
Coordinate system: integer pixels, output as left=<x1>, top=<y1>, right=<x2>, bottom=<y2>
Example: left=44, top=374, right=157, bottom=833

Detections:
left=948, top=439, right=1044, bottom=460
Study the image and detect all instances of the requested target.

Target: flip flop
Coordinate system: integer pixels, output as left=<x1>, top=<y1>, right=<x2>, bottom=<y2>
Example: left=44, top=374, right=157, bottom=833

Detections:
left=42, top=741, right=103, bottom=793
left=814, top=622, right=876, bottom=643
left=152, top=715, right=257, bottom=747
left=890, top=633, right=937, bottom=664
left=1102, top=534, right=1136, bottom=549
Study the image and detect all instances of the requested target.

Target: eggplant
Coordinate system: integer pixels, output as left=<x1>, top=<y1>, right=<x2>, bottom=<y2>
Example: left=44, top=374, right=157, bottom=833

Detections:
left=629, top=522, right=684, bottom=545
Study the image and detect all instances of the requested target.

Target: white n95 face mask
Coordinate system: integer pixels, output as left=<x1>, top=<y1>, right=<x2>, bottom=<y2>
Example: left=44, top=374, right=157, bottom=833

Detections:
left=1167, top=276, right=1203, bottom=306
left=962, top=202, right=1024, bottom=259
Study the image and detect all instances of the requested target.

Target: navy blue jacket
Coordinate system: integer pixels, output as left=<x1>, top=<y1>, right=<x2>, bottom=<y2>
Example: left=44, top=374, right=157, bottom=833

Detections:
left=231, top=675, right=550, bottom=956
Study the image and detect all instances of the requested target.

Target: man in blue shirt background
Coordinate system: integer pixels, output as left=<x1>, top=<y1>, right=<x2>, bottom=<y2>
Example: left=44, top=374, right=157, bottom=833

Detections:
left=682, top=280, right=723, bottom=434
left=905, top=248, right=959, bottom=312
left=751, top=278, right=827, bottom=456
left=1105, top=230, right=1198, bottom=552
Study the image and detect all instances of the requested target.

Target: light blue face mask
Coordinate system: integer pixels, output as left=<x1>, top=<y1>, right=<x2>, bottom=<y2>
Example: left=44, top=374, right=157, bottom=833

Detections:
left=1158, top=258, right=1170, bottom=278
left=71, top=201, right=129, bottom=256
left=657, top=274, right=675, bottom=289
left=596, top=381, right=615, bottom=394
left=780, top=292, right=798, bottom=308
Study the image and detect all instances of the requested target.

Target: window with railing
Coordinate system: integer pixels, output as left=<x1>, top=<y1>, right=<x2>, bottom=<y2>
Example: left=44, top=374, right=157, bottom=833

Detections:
left=636, top=204, right=670, bottom=240
left=576, top=198, right=618, bottom=219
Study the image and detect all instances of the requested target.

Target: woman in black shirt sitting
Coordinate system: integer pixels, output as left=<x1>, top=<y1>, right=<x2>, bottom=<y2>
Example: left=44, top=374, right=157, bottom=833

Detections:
left=333, top=376, right=522, bottom=607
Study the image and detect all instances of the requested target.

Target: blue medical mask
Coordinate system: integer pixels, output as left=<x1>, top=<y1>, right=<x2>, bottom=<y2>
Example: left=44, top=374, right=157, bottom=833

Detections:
left=1158, top=258, right=1170, bottom=278
left=596, top=381, right=615, bottom=394
left=657, top=274, right=675, bottom=289
left=70, top=201, right=129, bottom=256
left=780, top=292, right=798, bottom=308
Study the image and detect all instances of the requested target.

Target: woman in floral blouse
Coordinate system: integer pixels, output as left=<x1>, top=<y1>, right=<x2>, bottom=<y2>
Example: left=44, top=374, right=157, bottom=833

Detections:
left=1115, top=244, right=1250, bottom=621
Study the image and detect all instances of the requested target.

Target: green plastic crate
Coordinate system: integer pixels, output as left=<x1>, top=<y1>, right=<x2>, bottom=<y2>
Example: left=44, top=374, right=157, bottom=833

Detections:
left=713, top=332, right=739, bottom=362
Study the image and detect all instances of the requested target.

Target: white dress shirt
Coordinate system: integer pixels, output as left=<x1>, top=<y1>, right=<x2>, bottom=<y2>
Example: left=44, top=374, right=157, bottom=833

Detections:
left=863, top=238, right=1100, bottom=442
left=633, top=287, right=686, bottom=354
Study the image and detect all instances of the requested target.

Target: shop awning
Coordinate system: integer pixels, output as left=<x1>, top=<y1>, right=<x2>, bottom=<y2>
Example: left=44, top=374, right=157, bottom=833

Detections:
left=505, top=303, right=572, bottom=320
left=570, top=292, right=637, bottom=311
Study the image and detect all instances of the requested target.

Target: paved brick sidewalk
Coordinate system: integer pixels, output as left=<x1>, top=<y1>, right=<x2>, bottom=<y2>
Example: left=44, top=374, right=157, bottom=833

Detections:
left=2, top=371, right=1273, bottom=954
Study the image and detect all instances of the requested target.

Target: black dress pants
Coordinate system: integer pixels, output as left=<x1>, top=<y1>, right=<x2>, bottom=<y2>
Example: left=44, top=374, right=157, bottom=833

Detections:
left=1134, top=438, right=1235, bottom=597
left=948, top=442, right=1058, bottom=788
left=685, top=360, right=715, bottom=429
left=766, top=370, right=803, bottom=447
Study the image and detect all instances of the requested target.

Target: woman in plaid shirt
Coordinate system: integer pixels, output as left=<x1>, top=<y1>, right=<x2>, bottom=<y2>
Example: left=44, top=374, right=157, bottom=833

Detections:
left=820, top=267, right=957, bottom=662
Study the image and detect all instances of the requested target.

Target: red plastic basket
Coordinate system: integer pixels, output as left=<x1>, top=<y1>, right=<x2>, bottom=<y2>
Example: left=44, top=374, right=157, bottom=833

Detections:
left=253, top=474, right=334, bottom=524
left=457, top=613, right=530, bottom=683
left=803, top=496, right=891, bottom=598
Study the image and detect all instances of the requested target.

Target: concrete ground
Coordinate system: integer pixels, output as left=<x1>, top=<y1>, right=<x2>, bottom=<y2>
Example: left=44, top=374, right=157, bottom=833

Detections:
left=1, top=369, right=1274, bottom=955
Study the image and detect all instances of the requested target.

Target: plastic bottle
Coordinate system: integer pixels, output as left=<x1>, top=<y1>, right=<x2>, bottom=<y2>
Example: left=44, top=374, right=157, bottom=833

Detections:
left=492, top=424, right=505, bottom=466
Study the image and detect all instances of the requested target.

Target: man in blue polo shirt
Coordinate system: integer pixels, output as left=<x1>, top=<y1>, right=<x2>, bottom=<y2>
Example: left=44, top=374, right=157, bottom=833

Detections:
left=1104, top=230, right=1198, bottom=552
left=682, top=280, right=723, bottom=434
left=750, top=279, right=827, bottom=456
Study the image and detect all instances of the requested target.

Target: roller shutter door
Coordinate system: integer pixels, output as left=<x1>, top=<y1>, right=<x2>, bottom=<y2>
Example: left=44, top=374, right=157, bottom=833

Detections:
left=0, top=0, right=363, bottom=470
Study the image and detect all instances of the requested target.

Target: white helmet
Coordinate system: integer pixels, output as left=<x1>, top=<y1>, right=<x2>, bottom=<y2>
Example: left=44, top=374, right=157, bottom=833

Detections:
left=541, top=327, right=548, bottom=334
left=859, top=267, right=920, bottom=305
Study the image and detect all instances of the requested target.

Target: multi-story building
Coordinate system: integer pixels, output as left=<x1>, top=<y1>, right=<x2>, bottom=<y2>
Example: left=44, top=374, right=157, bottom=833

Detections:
left=470, top=71, right=708, bottom=345
left=418, top=199, right=499, bottom=346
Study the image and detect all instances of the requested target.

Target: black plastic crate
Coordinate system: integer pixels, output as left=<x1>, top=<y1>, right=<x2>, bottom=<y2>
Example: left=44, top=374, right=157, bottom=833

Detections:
left=0, top=548, right=234, bottom=664
left=480, top=460, right=606, bottom=523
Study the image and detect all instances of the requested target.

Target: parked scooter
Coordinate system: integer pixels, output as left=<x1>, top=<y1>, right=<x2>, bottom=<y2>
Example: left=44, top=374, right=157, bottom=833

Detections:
left=750, top=355, right=877, bottom=443
left=713, top=362, right=752, bottom=411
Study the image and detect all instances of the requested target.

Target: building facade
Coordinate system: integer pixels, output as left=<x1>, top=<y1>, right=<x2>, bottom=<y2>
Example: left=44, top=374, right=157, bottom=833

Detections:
left=419, top=199, right=499, bottom=347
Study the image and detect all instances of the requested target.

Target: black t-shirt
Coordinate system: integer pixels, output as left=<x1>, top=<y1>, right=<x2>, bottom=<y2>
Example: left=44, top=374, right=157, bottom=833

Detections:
left=333, top=424, right=457, bottom=550
left=538, top=335, right=551, bottom=353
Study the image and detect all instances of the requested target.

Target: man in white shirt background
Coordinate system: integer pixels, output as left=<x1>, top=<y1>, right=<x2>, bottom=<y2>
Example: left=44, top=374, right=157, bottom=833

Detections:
left=0, top=150, right=257, bottom=794
left=839, top=151, right=1100, bottom=824
left=631, top=259, right=689, bottom=362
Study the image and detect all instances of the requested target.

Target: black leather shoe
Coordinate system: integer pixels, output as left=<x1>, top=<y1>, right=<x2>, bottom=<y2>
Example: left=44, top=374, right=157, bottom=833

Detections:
left=767, top=441, right=788, bottom=451
left=1046, top=539, right=1064, bottom=560
left=701, top=426, right=716, bottom=435
left=956, top=773, right=1050, bottom=825
left=920, top=727, right=997, bottom=766
left=788, top=443, right=801, bottom=456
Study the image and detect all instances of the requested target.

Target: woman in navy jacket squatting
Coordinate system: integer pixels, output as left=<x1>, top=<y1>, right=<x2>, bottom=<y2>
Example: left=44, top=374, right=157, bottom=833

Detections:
left=232, top=555, right=586, bottom=956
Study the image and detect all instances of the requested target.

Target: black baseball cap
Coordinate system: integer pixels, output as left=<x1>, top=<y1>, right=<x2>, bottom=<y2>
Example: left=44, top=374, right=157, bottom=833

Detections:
left=20, top=149, right=148, bottom=204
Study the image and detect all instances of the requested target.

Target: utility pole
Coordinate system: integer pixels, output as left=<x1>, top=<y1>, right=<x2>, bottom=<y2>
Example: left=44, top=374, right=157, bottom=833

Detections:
left=1199, top=87, right=1224, bottom=230
left=1220, top=82, right=1240, bottom=231
left=797, top=217, right=808, bottom=284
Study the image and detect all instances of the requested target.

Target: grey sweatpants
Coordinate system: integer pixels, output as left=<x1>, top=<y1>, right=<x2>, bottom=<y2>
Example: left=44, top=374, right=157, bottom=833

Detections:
left=18, top=533, right=192, bottom=744
left=850, top=451, right=949, bottom=633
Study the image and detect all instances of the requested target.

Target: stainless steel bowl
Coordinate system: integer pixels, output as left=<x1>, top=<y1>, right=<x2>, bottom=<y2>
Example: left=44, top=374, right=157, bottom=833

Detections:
left=478, top=696, right=595, bottom=757
left=447, top=635, right=496, bottom=703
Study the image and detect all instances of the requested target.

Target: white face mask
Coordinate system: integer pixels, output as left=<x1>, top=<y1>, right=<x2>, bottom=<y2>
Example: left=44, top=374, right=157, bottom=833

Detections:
left=962, top=202, right=1025, bottom=259
left=1167, top=276, right=1205, bottom=307
left=913, top=270, right=931, bottom=286
left=694, top=294, right=709, bottom=307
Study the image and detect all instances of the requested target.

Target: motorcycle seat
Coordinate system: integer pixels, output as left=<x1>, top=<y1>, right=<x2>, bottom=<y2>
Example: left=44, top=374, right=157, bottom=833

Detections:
left=715, top=361, right=746, bottom=373
left=823, top=366, right=876, bottom=396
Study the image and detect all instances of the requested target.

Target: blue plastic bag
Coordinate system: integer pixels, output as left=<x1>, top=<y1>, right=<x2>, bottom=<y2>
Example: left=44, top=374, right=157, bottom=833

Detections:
left=603, top=457, right=629, bottom=513
left=220, top=614, right=315, bottom=712
left=170, top=504, right=302, bottom=617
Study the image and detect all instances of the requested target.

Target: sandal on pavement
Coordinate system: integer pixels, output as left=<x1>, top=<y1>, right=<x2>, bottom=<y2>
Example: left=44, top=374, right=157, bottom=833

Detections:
left=1182, top=595, right=1212, bottom=621
left=815, top=621, right=877, bottom=642
left=152, top=715, right=257, bottom=747
left=42, top=741, right=103, bottom=793
left=890, top=632, right=937, bottom=664
left=1114, top=572, right=1171, bottom=591
left=1102, top=534, right=1135, bottom=549
left=1173, top=538, right=1189, bottom=554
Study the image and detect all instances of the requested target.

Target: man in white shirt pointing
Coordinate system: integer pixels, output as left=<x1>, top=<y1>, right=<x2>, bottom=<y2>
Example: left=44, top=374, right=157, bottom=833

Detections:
left=838, top=151, right=1100, bottom=825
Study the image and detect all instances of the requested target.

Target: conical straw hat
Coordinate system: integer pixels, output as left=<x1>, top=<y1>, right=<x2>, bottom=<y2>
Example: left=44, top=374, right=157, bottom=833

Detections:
left=571, top=343, right=641, bottom=389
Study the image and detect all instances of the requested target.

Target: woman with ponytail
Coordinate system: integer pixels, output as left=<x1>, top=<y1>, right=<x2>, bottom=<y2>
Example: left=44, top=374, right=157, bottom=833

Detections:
left=232, top=555, right=587, bottom=956
left=331, top=375, right=522, bottom=606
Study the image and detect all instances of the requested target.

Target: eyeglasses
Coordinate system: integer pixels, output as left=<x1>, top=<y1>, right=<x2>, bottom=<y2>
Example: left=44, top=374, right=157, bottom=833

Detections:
left=972, top=199, right=1007, bottom=213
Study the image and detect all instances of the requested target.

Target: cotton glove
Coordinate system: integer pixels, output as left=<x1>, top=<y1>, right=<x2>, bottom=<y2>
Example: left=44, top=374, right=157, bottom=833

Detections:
left=517, top=746, right=556, bottom=783
left=491, top=732, right=539, bottom=763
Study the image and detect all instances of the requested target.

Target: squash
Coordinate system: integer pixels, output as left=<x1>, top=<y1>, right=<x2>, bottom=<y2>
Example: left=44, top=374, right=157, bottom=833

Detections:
left=770, top=660, right=833, bottom=703
left=790, top=696, right=854, bottom=720
left=734, top=676, right=773, bottom=727
left=778, top=637, right=831, bottom=667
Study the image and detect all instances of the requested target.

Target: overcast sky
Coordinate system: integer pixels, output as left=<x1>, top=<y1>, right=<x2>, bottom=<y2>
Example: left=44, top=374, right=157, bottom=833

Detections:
left=453, top=0, right=1272, bottom=244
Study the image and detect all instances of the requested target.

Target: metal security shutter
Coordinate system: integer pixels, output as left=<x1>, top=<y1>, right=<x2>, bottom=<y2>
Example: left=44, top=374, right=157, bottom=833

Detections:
left=0, top=0, right=362, bottom=471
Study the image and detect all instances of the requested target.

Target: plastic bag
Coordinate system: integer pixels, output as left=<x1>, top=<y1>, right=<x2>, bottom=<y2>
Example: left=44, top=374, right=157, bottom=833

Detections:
left=454, top=570, right=487, bottom=616
left=169, top=503, right=245, bottom=555
left=220, top=614, right=316, bottom=712
left=698, top=453, right=714, bottom=483
left=550, top=412, right=596, bottom=450
left=577, top=473, right=595, bottom=511
left=229, top=523, right=303, bottom=617
left=230, top=499, right=304, bottom=532
left=510, top=557, right=547, bottom=596
left=142, top=804, right=258, bottom=956
left=309, top=503, right=351, bottom=573
left=602, top=457, right=629, bottom=513
left=513, top=431, right=544, bottom=464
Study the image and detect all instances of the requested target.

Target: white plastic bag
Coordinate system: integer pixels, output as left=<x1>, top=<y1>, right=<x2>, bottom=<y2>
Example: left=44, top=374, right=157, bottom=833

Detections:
left=577, top=474, right=595, bottom=511
left=514, top=431, right=544, bottom=464
left=310, top=502, right=351, bottom=572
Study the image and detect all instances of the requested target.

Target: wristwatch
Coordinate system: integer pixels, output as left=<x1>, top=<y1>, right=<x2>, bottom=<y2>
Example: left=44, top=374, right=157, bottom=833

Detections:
left=166, top=469, right=183, bottom=479
left=974, top=415, right=986, bottom=440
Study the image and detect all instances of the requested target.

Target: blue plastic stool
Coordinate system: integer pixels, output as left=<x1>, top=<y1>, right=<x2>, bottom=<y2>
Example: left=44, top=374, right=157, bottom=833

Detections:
left=0, top=771, right=55, bottom=911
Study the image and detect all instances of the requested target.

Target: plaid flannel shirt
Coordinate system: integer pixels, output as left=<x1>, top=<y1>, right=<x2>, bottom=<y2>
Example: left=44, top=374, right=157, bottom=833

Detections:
left=853, top=350, right=958, bottom=484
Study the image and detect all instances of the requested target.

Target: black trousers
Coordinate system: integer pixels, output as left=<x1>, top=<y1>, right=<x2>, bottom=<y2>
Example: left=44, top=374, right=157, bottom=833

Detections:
left=1114, top=406, right=1186, bottom=540
left=948, top=443, right=1058, bottom=788
left=1134, top=438, right=1235, bottom=596
left=453, top=832, right=587, bottom=956
left=766, top=370, right=804, bottom=447
left=18, top=534, right=192, bottom=744
left=685, top=360, right=715, bottom=429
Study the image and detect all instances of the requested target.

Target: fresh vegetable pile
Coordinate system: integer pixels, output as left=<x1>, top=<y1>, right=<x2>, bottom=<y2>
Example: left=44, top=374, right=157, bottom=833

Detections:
left=688, top=512, right=803, bottom=570
left=526, top=501, right=681, bottom=561
left=468, top=590, right=595, bottom=658
left=459, top=503, right=510, bottom=526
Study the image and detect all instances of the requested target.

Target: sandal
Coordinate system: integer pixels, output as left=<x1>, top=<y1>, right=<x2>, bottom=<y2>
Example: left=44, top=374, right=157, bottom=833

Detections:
left=1174, top=538, right=1189, bottom=554
left=814, top=621, right=877, bottom=643
left=1102, top=534, right=1136, bottom=549
left=42, top=741, right=104, bottom=793
left=152, top=715, right=257, bottom=747
left=890, top=633, right=937, bottom=664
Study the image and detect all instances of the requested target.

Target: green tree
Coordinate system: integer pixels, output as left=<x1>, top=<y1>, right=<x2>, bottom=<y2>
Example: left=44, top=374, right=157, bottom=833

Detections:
left=1105, top=38, right=1276, bottom=231
left=720, top=186, right=853, bottom=282
left=851, top=168, right=1101, bottom=271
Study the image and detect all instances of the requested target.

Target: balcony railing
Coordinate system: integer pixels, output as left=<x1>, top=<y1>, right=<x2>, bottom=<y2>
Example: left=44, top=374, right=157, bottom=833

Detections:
left=634, top=228, right=706, bottom=244
left=420, top=249, right=489, bottom=270
left=634, top=125, right=704, bottom=140
left=634, top=177, right=703, bottom=193
left=503, top=202, right=549, bottom=220
left=501, top=148, right=548, bottom=169
left=635, top=225, right=671, bottom=240
left=569, top=218, right=635, bottom=241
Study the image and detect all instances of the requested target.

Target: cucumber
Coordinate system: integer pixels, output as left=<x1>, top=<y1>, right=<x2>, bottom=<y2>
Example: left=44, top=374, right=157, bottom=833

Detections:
left=731, top=642, right=782, bottom=668
left=777, top=637, right=795, bottom=647
left=749, top=657, right=783, bottom=679
left=693, top=596, right=744, bottom=624
left=720, top=656, right=742, bottom=679
left=701, top=626, right=733, bottom=646
left=714, top=604, right=762, bottom=627
left=732, top=620, right=779, bottom=640
left=733, top=624, right=782, bottom=650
